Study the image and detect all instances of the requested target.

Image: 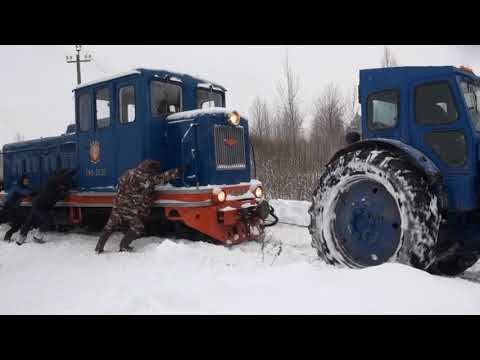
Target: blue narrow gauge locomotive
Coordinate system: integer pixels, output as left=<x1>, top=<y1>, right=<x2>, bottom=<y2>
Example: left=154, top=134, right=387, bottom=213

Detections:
left=1, top=68, right=275, bottom=244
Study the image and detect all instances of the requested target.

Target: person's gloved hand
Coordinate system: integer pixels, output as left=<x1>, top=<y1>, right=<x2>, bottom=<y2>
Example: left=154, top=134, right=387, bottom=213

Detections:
left=174, top=167, right=183, bottom=179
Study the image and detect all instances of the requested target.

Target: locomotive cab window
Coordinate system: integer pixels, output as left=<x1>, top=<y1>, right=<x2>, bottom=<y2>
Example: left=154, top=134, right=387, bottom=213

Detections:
left=119, top=85, right=135, bottom=123
left=415, top=82, right=458, bottom=125
left=197, top=88, right=224, bottom=109
left=95, top=88, right=111, bottom=129
left=150, top=80, right=182, bottom=117
left=78, top=93, right=92, bottom=132
left=367, top=90, right=399, bottom=130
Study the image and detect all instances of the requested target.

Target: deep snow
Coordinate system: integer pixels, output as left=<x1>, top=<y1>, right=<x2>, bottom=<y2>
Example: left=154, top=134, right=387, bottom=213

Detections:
left=1, top=199, right=480, bottom=314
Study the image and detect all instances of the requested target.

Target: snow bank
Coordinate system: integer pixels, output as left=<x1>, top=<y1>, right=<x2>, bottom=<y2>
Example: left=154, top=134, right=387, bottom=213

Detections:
left=269, top=199, right=311, bottom=226
left=1, top=199, right=480, bottom=314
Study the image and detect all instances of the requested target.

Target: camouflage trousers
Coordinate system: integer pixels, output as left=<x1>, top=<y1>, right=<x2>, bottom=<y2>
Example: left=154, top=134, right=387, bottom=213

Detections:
left=104, top=208, right=146, bottom=236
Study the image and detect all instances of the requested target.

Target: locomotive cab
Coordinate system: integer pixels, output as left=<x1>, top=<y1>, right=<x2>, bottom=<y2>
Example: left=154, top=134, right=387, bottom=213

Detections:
left=73, top=69, right=252, bottom=190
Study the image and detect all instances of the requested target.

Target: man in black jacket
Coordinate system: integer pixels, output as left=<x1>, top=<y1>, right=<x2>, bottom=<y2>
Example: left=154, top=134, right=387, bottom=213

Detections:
left=17, top=168, right=77, bottom=245
left=0, top=175, right=36, bottom=241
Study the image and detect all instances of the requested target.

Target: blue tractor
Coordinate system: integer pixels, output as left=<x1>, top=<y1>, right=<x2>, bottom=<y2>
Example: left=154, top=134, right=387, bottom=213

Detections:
left=309, top=65, right=480, bottom=276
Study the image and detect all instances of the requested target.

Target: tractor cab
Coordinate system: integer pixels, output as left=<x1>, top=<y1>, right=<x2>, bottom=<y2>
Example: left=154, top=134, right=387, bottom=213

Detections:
left=357, top=66, right=480, bottom=211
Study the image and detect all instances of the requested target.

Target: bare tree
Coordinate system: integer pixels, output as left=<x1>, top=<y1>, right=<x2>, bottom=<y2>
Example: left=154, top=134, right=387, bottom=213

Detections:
left=381, top=46, right=399, bottom=68
left=276, top=50, right=303, bottom=155
left=249, top=96, right=272, bottom=139
left=344, top=83, right=361, bottom=130
left=311, top=83, right=346, bottom=166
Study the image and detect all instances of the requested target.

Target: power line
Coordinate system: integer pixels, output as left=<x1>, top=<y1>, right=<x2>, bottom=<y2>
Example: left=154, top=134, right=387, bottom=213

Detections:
left=66, top=45, right=92, bottom=85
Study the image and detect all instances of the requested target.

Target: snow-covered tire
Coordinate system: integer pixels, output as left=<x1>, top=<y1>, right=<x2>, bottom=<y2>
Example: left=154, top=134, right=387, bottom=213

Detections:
left=309, top=148, right=441, bottom=270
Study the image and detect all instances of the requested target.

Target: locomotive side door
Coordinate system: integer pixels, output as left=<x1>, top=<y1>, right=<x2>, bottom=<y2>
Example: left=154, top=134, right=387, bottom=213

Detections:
left=76, top=88, right=95, bottom=190
left=91, top=83, right=116, bottom=188
left=114, top=80, right=142, bottom=179
left=76, top=85, right=116, bottom=190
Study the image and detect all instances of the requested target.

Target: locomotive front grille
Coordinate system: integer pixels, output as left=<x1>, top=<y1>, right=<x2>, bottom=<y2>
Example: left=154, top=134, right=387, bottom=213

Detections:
left=214, top=125, right=246, bottom=170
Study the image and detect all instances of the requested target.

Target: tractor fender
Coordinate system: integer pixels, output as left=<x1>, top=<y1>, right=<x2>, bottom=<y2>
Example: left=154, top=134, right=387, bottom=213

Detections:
left=327, top=138, right=448, bottom=209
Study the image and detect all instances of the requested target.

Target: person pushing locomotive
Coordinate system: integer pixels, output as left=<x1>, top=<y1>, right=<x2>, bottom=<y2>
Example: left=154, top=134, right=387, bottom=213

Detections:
left=95, top=160, right=179, bottom=253
left=16, top=168, right=77, bottom=245
left=0, top=174, right=36, bottom=242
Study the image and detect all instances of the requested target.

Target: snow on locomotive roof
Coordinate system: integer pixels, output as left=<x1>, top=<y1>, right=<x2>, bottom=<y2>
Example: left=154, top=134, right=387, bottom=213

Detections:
left=74, top=68, right=227, bottom=91
left=197, top=82, right=226, bottom=92
left=166, top=107, right=235, bottom=122
left=139, top=68, right=227, bottom=91
left=74, top=70, right=141, bottom=90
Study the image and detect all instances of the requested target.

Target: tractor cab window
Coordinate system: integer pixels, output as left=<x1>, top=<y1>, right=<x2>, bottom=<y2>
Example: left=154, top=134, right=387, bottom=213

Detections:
left=415, top=82, right=458, bottom=125
left=425, top=131, right=467, bottom=166
left=367, top=90, right=399, bottom=130
left=197, top=88, right=224, bottom=109
left=95, top=88, right=111, bottom=129
left=150, top=80, right=182, bottom=117
left=460, top=81, right=480, bottom=131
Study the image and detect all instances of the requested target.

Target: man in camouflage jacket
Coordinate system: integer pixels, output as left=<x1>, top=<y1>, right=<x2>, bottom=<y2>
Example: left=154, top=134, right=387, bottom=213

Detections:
left=95, top=159, right=179, bottom=253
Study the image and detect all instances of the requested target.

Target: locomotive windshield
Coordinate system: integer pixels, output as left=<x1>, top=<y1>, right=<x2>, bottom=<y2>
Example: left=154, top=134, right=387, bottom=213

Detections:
left=460, top=81, right=480, bottom=131
left=197, top=88, right=224, bottom=109
left=150, top=80, right=182, bottom=117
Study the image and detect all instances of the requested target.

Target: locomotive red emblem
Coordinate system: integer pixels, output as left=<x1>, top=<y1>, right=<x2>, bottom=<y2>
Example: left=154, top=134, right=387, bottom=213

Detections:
left=224, top=137, right=238, bottom=146
left=89, top=140, right=101, bottom=164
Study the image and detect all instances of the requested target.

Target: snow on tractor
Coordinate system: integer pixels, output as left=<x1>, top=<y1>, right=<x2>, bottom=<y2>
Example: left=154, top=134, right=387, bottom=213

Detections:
left=0, top=68, right=277, bottom=245
left=309, top=65, right=480, bottom=276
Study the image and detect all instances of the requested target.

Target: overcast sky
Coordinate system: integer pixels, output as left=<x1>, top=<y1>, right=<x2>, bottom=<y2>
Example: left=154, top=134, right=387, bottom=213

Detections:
left=0, top=45, right=479, bottom=148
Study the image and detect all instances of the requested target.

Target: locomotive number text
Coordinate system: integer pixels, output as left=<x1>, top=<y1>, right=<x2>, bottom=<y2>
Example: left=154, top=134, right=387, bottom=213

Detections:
left=86, top=168, right=107, bottom=177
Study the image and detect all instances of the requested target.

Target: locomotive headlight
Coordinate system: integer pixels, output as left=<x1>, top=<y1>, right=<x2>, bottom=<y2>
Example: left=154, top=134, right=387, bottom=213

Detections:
left=226, top=111, right=241, bottom=126
left=254, top=186, right=263, bottom=198
left=217, top=190, right=226, bottom=202
left=213, top=188, right=226, bottom=203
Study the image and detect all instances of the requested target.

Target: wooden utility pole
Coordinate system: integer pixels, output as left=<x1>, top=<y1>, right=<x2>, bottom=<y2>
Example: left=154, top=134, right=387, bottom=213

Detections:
left=66, top=45, right=92, bottom=85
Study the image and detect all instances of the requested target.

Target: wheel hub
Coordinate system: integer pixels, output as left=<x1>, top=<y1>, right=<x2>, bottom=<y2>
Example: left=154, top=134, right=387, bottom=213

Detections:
left=334, top=179, right=401, bottom=267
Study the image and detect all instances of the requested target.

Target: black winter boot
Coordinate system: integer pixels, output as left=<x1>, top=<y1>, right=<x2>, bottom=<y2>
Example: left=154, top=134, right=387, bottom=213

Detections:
left=33, top=230, right=46, bottom=244
left=95, top=230, right=113, bottom=254
left=119, top=231, right=139, bottom=252
left=16, top=234, right=26, bottom=246
left=4, top=228, right=16, bottom=242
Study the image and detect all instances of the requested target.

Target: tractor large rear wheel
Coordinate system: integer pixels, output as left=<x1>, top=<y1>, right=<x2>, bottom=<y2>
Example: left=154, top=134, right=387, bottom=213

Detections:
left=428, top=254, right=479, bottom=276
left=309, top=148, right=441, bottom=270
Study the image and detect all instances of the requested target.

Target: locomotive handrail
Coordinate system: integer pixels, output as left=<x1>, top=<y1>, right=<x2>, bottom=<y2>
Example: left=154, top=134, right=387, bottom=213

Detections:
left=180, top=123, right=199, bottom=188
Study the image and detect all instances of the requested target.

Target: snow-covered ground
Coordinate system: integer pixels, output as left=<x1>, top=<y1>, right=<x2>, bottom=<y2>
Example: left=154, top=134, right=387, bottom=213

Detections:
left=1, top=199, right=480, bottom=314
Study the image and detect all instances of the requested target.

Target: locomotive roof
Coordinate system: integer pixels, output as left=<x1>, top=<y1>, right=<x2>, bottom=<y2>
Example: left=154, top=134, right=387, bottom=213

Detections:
left=74, top=68, right=227, bottom=91
left=3, top=134, right=76, bottom=153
